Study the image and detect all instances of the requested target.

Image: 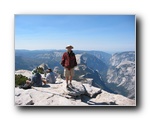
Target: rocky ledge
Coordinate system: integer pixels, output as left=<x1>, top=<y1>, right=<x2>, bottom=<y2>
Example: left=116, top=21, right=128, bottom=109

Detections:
left=15, top=78, right=135, bottom=106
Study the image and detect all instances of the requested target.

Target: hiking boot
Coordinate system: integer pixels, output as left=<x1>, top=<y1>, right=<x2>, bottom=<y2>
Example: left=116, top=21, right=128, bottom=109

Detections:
left=70, top=83, right=74, bottom=88
left=66, top=84, right=69, bottom=89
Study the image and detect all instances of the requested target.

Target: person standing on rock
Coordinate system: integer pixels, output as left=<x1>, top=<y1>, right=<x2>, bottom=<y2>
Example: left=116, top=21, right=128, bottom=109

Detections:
left=61, top=45, right=77, bottom=89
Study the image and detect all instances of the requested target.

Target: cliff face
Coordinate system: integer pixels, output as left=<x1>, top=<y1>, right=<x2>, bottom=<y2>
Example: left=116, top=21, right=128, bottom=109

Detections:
left=15, top=78, right=135, bottom=106
left=106, top=51, right=135, bottom=99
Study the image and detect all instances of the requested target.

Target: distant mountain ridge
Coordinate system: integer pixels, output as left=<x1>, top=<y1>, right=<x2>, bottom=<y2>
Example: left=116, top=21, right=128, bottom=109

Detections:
left=15, top=50, right=111, bottom=70
left=15, top=50, right=135, bottom=99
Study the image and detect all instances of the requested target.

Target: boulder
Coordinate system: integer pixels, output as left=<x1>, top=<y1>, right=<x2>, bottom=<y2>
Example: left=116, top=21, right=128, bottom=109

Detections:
left=15, top=88, right=34, bottom=105
left=83, top=84, right=102, bottom=97
left=63, top=80, right=86, bottom=97
left=89, top=90, right=135, bottom=106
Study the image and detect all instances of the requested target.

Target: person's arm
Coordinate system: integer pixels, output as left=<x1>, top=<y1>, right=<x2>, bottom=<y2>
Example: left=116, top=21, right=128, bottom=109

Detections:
left=74, top=54, right=77, bottom=67
left=26, top=80, right=31, bottom=84
left=54, top=72, right=58, bottom=78
left=61, top=53, right=65, bottom=67
left=45, top=74, right=49, bottom=82
left=42, top=78, right=47, bottom=85
left=46, top=74, right=52, bottom=83
left=28, top=76, right=34, bottom=85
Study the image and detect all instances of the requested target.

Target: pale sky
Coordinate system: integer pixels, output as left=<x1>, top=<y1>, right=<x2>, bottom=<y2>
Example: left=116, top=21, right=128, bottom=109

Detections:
left=15, top=15, right=135, bottom=52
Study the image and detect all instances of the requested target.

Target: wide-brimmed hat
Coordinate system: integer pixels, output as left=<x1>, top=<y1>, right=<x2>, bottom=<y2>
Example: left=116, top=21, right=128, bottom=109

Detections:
left=66, top=45, right=73, bottom=49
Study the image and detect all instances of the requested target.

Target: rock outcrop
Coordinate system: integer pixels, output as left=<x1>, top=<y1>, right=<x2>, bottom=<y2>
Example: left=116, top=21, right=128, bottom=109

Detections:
left=106, top=51, right=135, bottom=99
left=15, top=70, right=32, bottom=78
left=15, top=78, right=135, bottom=106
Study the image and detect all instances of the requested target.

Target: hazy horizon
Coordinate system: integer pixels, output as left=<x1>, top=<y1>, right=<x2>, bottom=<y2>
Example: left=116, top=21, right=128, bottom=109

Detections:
left=15, top=48, right=135, bottom=54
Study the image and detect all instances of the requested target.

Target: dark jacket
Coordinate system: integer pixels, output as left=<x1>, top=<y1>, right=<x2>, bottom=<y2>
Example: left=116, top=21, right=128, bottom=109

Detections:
left=61, top=51, right=77, bottom=69
left=31, top=73, right=42, bottom=87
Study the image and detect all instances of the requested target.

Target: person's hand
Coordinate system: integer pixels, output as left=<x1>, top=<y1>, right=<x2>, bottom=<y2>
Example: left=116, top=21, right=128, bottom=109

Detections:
left=26, top=80, right=31, bottom=84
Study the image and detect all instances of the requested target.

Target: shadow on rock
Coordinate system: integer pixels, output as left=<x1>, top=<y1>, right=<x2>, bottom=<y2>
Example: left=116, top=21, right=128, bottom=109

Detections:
left=42, top=85, right=50, bottom=88
left=88, top=101, right=118, bottom=105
